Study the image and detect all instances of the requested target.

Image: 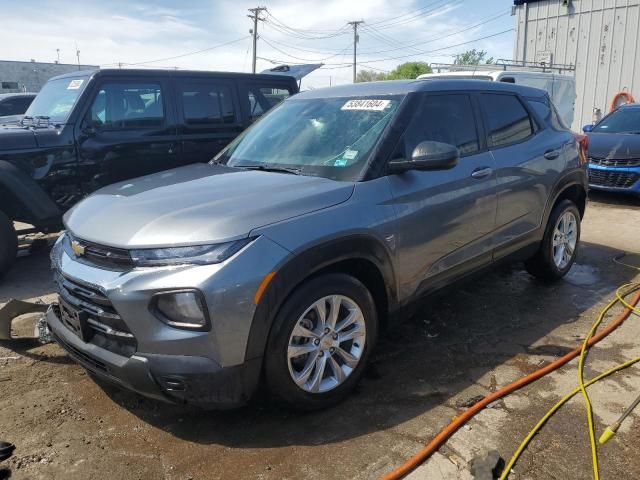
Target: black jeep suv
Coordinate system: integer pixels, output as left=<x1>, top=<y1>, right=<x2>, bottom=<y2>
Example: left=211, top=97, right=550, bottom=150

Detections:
left=0, top=69, right=298, bottom=276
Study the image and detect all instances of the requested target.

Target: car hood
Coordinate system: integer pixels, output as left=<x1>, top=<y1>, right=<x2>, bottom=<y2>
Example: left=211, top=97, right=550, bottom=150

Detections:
left=65, top=163, right=355, bottom=248
left=587, top=132, right=640, bottom=159
left=0, top=123, right=66, bottom=150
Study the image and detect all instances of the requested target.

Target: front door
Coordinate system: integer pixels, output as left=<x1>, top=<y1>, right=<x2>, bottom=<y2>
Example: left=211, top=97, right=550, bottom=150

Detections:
left=76, top=79, right=178, bottom=192
left=386, top=93, right=498, bottom=299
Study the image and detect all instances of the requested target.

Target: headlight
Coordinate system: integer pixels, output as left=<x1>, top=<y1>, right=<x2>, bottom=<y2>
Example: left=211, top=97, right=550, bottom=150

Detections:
left=130, top=238, right=255, bottom=267
left=151, top=290, right=209, bottom=330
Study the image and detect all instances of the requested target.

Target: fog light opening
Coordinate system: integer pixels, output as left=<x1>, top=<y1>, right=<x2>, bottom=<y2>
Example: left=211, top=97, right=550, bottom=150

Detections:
left=150, top=290, right=210, bottom=331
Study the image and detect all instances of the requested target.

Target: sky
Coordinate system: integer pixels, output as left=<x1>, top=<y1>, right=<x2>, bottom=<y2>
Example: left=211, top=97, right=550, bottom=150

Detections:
left=0, top=0, right=516, bottom=88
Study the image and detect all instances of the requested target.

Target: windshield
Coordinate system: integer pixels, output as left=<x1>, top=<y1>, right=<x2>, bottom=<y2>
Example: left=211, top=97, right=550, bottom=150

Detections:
left=593, top=108, right=640, bottom=134
left=216, top=95, right=404, bottom=181
left=24, top=76, right=88, bottom=123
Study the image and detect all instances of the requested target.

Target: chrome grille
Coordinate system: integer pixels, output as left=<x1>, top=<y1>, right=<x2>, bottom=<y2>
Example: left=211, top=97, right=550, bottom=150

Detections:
left=589, top=156, right=640, bottom=167
left=589, top=170, right=639, bottom=189
left=65, top=235, right=133, bottom=270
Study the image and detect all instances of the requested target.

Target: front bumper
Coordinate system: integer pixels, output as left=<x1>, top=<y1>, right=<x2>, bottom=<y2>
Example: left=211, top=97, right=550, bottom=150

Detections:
left=588, top=164, right=640, bottom=194
left=47, top=305, right=261, bottom=408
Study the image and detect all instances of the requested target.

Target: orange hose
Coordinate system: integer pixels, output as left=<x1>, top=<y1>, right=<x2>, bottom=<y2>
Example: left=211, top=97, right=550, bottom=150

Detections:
left=381, top=289, right=640, bottom=480
left=609, top=91, right=636, bottom=112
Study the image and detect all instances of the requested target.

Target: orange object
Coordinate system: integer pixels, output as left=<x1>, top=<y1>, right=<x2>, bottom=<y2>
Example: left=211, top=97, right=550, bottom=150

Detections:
left=254, top=271, right=276, bottom=305
left=381, top=289, right=640, bottom=480
left=609, top=91, right=636, bottom=112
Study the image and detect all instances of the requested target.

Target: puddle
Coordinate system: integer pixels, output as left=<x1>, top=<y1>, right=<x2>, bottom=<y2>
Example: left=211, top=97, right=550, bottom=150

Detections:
left=564, top=263, right=600, bottom=287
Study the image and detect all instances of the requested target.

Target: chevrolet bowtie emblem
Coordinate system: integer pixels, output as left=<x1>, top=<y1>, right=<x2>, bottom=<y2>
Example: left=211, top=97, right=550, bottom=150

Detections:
left=71, top=240, right=86, bottom=257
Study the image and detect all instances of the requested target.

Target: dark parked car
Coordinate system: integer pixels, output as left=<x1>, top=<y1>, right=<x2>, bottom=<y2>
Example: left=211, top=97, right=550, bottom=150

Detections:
left=0, top=69, right=298, bottom=276
left=0, top=92, right=36, bottom=124
left=583, top=103, right=640, bottom=195
left=48, top=80, right=588, bottom=410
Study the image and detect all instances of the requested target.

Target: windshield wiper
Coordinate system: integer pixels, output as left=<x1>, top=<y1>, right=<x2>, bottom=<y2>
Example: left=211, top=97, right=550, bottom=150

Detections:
left=234, top=164, right=302, bottom=175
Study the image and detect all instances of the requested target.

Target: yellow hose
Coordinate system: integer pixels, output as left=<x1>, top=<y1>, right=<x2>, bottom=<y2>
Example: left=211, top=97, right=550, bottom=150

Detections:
left=499, top=354, right=640, bottom=479
left=501, top=279, right=640, bottom=480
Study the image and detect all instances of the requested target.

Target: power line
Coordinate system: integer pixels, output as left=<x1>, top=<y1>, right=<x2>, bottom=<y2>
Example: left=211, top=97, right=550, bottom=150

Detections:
left=261, top=37, right=350, bottom=62
left=103, top=35, right=250, bottom=67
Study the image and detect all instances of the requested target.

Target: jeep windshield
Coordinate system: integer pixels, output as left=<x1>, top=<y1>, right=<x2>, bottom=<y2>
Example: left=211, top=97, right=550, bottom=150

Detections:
left=23, top=76, right=89, bottom=124
left=216, top=95, right=404, bottom=181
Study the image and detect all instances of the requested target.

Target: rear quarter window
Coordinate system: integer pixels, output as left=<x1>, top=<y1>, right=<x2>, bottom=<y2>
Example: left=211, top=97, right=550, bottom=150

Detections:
left=479, top=93, right=534, bottom=148
left=526, top=97, right=568, bottom=131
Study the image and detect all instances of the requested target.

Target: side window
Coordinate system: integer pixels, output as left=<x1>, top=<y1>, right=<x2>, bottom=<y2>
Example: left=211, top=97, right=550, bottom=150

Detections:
left=247, top=86, right=292, bottom=122
left=88, top=83, right=164, bottom=129
left=0, top=102, right=14, bottom=116
left=526, top=97, right=568, bottom=131
left=402, top=94, right=479, bottom=158
left=180, top=83, right=236, bottom=125
left=480, top=94, right=534, bottom=148
left=14, top=97, right=34, bottom=113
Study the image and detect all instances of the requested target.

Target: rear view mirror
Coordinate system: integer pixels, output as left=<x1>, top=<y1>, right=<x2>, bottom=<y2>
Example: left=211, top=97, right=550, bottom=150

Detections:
left=582, top=124, right=594, bottom=133
left=388, top=141, right=459, bottom=174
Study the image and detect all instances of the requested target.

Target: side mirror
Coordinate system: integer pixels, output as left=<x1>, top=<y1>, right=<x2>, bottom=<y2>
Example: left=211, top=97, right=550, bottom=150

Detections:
left=582, top=124, right=594, bottom=133
left=388, top=141, right=459, bottom=174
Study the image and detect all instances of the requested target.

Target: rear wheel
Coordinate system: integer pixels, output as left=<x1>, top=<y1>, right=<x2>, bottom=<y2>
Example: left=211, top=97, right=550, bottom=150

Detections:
left=525, top=199, right=580, bottom=281
left=0, top=211, right=18, bottom=279
left=264, top=273, right=377, bottom=410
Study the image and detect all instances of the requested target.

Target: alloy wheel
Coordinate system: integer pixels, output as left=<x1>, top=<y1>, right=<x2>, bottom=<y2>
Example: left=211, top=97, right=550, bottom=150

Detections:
left=287, top=295, right=366, bottom=393
left=552, top=210, right=578, bottom=269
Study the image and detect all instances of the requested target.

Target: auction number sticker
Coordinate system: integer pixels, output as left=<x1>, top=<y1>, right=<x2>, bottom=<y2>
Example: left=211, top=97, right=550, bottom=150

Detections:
left=67, top=79, right=84, bottom=90
left=341, top=99, right=390, bottom=111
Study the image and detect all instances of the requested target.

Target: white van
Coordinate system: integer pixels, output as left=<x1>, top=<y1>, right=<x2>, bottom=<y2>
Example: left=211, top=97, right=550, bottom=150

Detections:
left=418, top=70, right=576, bottom=128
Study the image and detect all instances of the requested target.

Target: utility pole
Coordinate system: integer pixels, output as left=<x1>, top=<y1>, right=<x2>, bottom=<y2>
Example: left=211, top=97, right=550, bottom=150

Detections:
left=347, top=20, right=364, bottom=83
left=248, top=7, right=267, bottom=74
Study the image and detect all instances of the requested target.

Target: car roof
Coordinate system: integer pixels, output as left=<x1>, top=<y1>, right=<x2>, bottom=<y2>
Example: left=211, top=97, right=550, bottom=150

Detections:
left=0, top=92, right=37, bottom=100
left=617, top=102, right=640, bottom=110
left=294, top=79, right=547, bottom=100
left=49, top=68, right=297, bottom=83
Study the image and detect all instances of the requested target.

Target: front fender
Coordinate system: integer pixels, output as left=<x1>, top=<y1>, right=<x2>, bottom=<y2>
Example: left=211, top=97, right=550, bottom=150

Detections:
left=0, top=160, right=61, bottom=229
left=244, top=234, right=397, bottom=362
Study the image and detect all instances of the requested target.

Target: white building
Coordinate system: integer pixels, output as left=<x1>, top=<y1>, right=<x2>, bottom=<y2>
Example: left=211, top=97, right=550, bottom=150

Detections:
left=513, top=0, right=640, bottom=129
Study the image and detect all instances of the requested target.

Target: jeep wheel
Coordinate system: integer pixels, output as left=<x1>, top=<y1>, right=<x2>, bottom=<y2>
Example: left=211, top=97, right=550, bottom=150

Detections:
left=264, top=273, right=378, bottom=410
left=525, top=199, right=581, bottom=281
left=0, top=211, right=18, bottom=279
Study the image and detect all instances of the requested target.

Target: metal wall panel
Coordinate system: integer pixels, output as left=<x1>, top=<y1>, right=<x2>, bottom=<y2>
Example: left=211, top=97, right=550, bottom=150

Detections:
left=514, top=0, right=640, bottom=129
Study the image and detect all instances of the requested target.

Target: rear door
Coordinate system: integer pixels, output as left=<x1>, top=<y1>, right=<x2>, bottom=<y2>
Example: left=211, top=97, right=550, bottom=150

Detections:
left=387, top=92, right=498, bottom=297
left=76, top=77, right=178, bottom=191
left=175, top=77, right=244, bottom=164
left=478, top=92, right=569, bottom=256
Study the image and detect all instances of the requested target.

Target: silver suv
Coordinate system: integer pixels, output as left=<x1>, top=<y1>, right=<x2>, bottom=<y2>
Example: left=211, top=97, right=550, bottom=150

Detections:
left=47, top=80, right=588, bottom=410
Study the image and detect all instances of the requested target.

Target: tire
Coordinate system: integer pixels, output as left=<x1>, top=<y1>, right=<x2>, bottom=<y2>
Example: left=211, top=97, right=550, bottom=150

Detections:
left=0, top=211, right=18, bottom=279
left=264, top=273, right=378, bottom=411
left=525, top=199, right=581, bottom=281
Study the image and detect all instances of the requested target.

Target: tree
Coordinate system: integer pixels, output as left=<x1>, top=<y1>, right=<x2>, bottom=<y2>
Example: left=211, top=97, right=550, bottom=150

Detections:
left=454, top=49, right=494, bottom=66
left=386, top=61, right=432, bottom=80
left=356, top=70, right=388, bottom=83
left=356, top=62, right=432, bottom=83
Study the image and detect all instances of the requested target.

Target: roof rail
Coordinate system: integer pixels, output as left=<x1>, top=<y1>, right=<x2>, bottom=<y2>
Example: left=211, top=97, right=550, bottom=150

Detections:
left=429, top=59, right=575, bottom=75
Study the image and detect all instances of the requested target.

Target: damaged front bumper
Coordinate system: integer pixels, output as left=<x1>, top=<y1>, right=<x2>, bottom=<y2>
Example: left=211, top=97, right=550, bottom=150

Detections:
left=46, top=305, right=261, bottom=409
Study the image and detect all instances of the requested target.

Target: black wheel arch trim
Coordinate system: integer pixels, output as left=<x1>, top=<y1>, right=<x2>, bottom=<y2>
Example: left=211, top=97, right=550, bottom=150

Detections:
left=543, top=168, right=588, bottom=227
left=0, top=160, right=61, bottom=229
left=244, top=234, right=397, bottom=362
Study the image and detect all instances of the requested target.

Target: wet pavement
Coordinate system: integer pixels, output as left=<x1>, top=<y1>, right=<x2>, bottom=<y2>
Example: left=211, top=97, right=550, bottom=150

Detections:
left=0, top=191, right=639, bottom=480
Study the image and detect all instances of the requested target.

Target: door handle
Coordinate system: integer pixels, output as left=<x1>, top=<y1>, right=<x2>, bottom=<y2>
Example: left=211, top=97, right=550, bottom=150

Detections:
left=544, top=149, right=561, bottom=160
left=471, top=167, right=493, bottom=179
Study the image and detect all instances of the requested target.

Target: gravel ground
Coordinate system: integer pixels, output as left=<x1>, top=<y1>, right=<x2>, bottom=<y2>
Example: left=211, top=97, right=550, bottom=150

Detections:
left=0, top=191, right=639, bottom=480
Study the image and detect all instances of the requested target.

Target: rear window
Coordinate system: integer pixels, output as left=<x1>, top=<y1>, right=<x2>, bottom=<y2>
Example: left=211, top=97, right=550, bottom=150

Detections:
left=480, top=94, right=534, bottom=148
left=180, top=83, right=236, bottom=125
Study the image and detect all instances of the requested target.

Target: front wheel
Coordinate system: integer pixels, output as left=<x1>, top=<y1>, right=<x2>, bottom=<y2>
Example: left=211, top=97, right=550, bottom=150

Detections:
left=525, top=199, right=581, bottom=281
left=264, top=273, right=378, bottom=410
left=0, top=211, right=18, bottom=280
